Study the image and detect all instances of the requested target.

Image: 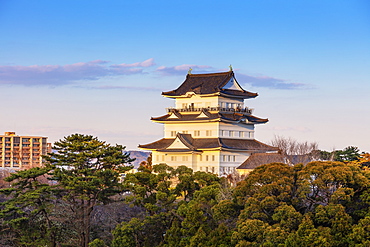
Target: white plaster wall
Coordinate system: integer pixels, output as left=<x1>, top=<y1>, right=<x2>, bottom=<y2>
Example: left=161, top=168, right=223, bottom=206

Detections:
left=152, top=150, right=251, bottom=176
left=164, top=121, right=255, bottom=139
left=219, top=150, right=250, bottom=174
left=152, top=150, right=222, bottom=175
left=219, top=122, right=255, bottom=139
left=217, top=97, right=244, bottom=108
left=164, top=122, right=220, bottom=138
left=175, top=95, right=219, bottom=108
left=196, top=150, right=221, bottom=174
left=175, top=95, right=246, bottom=109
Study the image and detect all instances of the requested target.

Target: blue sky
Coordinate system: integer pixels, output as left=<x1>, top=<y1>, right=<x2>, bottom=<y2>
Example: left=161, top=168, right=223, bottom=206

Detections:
left=1, top=0, right=369, bottom=152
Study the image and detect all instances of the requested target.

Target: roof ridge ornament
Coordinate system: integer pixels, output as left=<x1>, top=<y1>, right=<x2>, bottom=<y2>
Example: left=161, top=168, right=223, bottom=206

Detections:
left=229, top=65, right=233, bottom=71
left=188, top=67, right=192, bottom=75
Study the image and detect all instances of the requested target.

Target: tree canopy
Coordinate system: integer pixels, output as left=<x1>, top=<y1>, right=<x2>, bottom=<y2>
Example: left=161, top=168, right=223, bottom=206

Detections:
left=0, top=134, right=134, bottom=247
left=112, top=161, right=370, bottom=247
left=1, top=135, right=370, bottom=246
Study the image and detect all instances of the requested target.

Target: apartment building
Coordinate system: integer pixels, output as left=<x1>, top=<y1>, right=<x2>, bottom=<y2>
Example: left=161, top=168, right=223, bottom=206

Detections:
left=0, top=132, right=51, bottom=169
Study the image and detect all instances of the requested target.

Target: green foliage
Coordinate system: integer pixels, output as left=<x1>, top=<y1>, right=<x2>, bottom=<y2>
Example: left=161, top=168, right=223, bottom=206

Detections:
left=3, top=149, right=370, bottom=247
left=89, top=238, right=107, bottom=247
left=0, top=166, right=59, bottom=246
left=111, top=160, right=370, bottom=246
left=334, top=146, right=361, bottom=162
left=1, top=133, right=134, bottom=247
left=114, top=165, right=227, bottom=247
left=112, top=214, right=170, bottom=247
left=45, top=134, right=134, bottom=247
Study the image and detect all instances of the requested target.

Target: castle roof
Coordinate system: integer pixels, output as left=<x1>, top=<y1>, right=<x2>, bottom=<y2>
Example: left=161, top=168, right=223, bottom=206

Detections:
left=162, top=71, right=258, bottom=98
left=237, top=153, right=285, bottom=170
left=138, top=133, right=278, bottom=152
left=151, top=110, right=268, bottom=124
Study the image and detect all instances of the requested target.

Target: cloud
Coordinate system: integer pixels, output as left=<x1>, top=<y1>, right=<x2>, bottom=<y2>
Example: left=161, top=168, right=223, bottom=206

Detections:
left=155, top=64, right=308, bottom=90
left=156, top=64, right=213, bottom=76
left=236, top=73, right=308, bottom=90
left=0, top=59, right=309, bottom=90
left=90, top=85, right=159, bottom=91
left=110, top=58, right=155, bottom=68
left=0, top=58, right=155, bottom=86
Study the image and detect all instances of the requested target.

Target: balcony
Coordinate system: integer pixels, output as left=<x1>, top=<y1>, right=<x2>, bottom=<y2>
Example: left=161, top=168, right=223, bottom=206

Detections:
left=166, top=106, right=253, bottom=114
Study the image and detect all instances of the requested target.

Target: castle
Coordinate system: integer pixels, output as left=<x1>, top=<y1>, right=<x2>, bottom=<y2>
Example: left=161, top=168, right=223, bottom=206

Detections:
left=139, top=69, right=277, bottom=175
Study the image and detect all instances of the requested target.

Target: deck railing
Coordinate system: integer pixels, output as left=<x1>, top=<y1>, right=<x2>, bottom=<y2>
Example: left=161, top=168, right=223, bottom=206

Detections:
left=166, top=106, right=253, bottom=114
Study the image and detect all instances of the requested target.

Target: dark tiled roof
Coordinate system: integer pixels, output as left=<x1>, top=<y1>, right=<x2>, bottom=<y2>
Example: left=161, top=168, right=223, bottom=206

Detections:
left=151, top=111, right=268, bottom=124
left=162, top=71, right=258, bottom=98
left=139, top=134, right=278, bottom=152
left=237, top=153, right=285, bottom=170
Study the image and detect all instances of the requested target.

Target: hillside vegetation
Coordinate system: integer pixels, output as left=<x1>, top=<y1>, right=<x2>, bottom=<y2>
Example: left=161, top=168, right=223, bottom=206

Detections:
left=1, top=134, right=370, bottom=247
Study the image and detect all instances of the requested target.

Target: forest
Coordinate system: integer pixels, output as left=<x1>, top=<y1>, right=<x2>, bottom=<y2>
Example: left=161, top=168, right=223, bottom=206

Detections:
left=1, top=134, right=370, bottom=247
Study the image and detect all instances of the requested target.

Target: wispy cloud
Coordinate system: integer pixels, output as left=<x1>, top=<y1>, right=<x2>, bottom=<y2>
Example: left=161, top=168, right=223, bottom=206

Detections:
left=155, top=64, right=308, bottom=90
left=111, top=58, right=155, bottom=68
left=90, top=85, right=159, bottom=91
left=236, top=73, right=308, bottom=90
left=0, top=58, right=155, bottom=86
left=156, top=64, right=214, bottom=76
left=0, top=59, right=309, bottom=90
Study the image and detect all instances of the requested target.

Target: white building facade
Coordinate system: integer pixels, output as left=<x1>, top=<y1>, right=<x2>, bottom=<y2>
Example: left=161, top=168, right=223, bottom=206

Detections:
left=139, top=70, right=277, bottom=175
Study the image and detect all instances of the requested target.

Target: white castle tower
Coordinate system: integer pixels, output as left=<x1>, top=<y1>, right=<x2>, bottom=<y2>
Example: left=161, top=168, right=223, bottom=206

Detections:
left=139, top=69, right=277, bottom=175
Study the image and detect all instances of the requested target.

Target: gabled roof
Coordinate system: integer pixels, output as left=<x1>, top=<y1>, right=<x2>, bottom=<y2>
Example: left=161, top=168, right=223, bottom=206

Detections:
left=162, top=71, right=258, bottom=99
left=237, top=153, right=285, bottom=170
left=139, top=134, right=278, bottom=152
left=166, top=133, right=195, bottom=150
left=151, top=111, right=268, bottom=124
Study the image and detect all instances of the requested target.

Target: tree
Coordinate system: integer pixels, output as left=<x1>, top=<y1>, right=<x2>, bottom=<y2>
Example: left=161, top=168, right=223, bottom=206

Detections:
left=113, top=165, right=223, bottom=247
left=44, top=134, right=134, bottom=247
left=0, top=167, right=58, bottom=247
left=270, top=135, right=319, bottom=165
left=334, top=146, right=361, bottom=162
left=232, top=161, right=370, bottom=246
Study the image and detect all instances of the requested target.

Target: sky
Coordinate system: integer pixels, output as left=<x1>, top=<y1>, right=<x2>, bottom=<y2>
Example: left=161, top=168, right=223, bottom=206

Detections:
left=0, top=0, right=369, bottom=152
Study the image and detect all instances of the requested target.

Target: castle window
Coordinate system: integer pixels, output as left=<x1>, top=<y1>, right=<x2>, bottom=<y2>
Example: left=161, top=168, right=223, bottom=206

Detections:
left=182, top=156, right=188, bottom=161
left=206, top=130, right=212, bottom=136
left=205, top=155, right=209, bottom=162
left=230, top=131, right=234, bottom=137
left=171, top=131, right=177, bottom=137
left=199, top=155, right=202, bottom=161
left=205, top=167, right=209, bottom=172
left=182, top=131, right=188, bottom=134
left=212, top=155, right=215, bottom=161
left=194, top=130, right=200, bottom=136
